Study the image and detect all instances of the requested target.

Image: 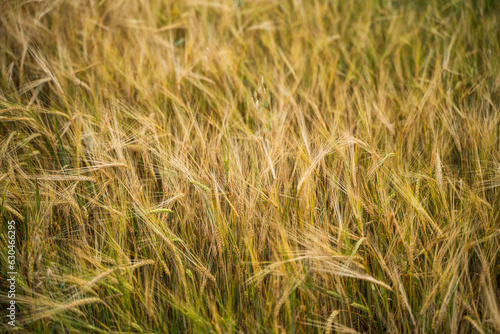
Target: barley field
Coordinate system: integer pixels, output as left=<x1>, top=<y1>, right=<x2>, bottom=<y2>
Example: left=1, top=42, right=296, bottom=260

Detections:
left=1, top=0, right=500, bottom=333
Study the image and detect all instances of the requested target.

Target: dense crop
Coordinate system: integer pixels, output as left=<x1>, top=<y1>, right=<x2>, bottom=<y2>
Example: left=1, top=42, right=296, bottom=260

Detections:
left=1, top=0, right=500, bottom=333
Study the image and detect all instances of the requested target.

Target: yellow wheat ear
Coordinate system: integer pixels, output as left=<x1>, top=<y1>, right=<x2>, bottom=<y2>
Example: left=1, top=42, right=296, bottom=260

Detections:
left=435, top=152, right=443, bottom=190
